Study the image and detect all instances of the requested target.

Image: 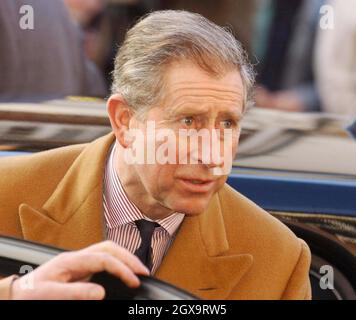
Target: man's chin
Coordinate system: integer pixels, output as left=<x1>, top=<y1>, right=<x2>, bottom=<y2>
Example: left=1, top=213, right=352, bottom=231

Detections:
left=162, top=187, right=222, bottom=215
left=169, top=198, right=212, bottom=216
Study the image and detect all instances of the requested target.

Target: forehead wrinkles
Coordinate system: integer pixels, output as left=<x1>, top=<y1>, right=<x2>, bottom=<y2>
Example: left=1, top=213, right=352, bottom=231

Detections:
left=165, top=82, right=243, bottom=107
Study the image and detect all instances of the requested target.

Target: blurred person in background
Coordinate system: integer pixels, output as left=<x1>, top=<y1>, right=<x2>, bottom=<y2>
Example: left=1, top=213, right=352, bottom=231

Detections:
left=253, top=0, right=325, bottom=112
left=79, top=0, right=147, bottom=88
left=0, top=0, right=107, bottom=101
left=63, top=0, right=108, bottom=71
left=314, top=0, right=356, bottom=116
left=158, top=0, right=258, bottom=56
left=64, top=0, right=106, bottom=27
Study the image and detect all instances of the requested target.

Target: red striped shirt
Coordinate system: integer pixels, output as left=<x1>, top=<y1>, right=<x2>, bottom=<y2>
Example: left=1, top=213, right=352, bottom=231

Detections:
left=103, top=143, right=185, bottom=274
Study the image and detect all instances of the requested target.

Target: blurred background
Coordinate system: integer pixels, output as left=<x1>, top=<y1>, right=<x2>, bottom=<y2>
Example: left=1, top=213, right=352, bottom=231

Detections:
left=0, top=0, right=355, bottom=116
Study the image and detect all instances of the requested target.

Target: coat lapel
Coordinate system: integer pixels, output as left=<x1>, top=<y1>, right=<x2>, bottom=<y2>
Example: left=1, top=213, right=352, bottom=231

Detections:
left=18, top=133, right=116, bottom=250
left=155, top=193, right=253, bottom=300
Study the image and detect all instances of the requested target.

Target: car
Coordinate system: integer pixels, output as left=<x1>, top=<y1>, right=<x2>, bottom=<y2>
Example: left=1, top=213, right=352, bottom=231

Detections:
left=0, top=98, right=355, bottom=299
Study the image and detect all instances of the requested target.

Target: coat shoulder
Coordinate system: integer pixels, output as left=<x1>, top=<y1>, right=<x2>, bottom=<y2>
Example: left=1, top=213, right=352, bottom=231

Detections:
left=0, top=143, right=86, bottom=191
left=218, top=184, right=299, bottom=245
left=217, top=184, right=311, bottom=299
left=218, top=183, right=307, bottom=264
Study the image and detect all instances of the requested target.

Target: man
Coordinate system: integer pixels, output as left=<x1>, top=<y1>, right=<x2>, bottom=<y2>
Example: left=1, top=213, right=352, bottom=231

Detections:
left=315, top=0, right=356, bottom=115
left=0, top=10, right=311, bottom=300
left=254, top=0, right=324, bottom=112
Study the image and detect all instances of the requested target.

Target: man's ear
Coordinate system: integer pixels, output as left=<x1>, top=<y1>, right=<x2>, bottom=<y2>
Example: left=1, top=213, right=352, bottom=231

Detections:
left=107, top=94, right=133, bottom=148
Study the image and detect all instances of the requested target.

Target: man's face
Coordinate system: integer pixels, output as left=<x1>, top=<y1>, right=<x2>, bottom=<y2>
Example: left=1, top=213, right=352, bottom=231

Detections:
left=123, top=61, right=244, bottom=217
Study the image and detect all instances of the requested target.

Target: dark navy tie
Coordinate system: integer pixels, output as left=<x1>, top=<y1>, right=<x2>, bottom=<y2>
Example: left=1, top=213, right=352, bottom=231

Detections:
left=134, top=219, right=160, bottom=271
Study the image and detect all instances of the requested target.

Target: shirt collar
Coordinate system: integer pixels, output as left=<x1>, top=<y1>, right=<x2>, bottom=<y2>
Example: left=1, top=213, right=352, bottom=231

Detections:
left=104, top=142, right=185, bottom=236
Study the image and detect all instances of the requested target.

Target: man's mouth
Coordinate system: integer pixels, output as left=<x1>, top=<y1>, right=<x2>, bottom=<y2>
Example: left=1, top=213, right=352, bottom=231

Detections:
left=178, top=178, right=216, bottom=193
left=189, top=180, right=206, bottom=184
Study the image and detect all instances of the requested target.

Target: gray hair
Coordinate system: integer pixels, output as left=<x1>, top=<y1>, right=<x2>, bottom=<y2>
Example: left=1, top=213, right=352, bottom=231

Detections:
left=111, top=10, right=255, bottom=117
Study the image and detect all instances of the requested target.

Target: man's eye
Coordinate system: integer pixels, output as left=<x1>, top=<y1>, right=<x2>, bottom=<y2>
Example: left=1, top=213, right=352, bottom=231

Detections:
left=221, top=119, right=234, bottom=129
left=180, top=116, right=194, bottom=126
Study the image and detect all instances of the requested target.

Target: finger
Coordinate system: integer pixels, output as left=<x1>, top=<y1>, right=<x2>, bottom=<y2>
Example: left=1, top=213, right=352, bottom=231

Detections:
left=59, top=252, right=142, bottom=288
left=83, top=241, right=150, bottom=275
left=37, top=282, right=105, bottom=300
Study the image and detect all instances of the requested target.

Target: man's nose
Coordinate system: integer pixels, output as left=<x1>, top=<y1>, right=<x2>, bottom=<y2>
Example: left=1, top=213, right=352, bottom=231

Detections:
left=193, top=129, right=225, bottom=168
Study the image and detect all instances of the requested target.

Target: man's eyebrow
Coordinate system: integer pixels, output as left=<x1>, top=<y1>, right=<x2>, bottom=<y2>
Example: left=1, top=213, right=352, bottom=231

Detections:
left=165, top=108, right=244, bottom=121
left=218, top=110, right=243, bottom=120
left=165, top=105, right=207, bottom=118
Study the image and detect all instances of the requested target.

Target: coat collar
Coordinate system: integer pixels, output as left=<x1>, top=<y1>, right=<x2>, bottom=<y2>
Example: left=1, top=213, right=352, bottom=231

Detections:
left=18, top=132, right=253, bottom=299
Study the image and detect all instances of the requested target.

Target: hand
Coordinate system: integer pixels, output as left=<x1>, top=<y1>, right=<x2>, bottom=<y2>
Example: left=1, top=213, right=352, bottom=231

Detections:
left=255, top=86, right=305, bottom=112
left=271, top=91, right=305, bottom=112
left=11, top=241, right=149, bottom=300
left=254, top=86, right=276, bottom=109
